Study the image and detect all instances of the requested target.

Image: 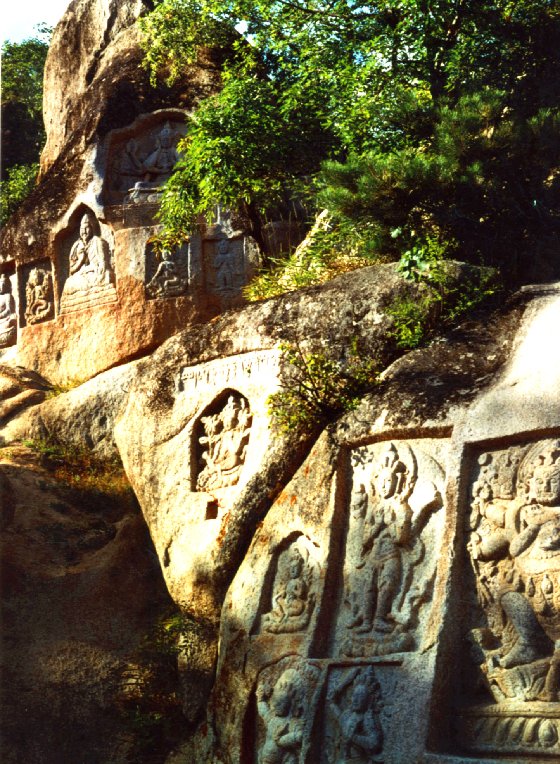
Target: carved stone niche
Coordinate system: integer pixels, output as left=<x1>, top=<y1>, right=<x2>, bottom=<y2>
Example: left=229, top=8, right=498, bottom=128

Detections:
left=332, top=439, right=446, bottom=659
left=0, top=267, right=17, bottom=349
left=104, top=110, right=189, bottom=206
left=19, top=259, right=55, bottom=327
left=192, top=389, right=252, bottom=498
left=56, top=207, right=117, bottom=315
left=202, top=229, right=255, bottom=306
left=250, top=656, right=322, bottom=764
left=458, top=437, right=560, bottom=758
left=144, top=241, right=189, bottom=300
left=320, top=665, right=384, bottom=764
left=253, top=534, right=321, bottom=638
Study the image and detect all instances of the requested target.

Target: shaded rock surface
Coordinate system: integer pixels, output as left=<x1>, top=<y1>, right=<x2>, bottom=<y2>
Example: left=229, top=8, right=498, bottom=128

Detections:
left=0, top=444, right=183, bottom=764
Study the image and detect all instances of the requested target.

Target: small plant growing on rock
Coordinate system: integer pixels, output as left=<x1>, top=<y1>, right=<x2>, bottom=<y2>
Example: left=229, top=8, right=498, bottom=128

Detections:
left=268, top=340, right=380, bottom=434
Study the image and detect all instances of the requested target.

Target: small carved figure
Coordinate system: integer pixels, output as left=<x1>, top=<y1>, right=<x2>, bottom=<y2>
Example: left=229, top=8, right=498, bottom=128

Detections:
left=146, top=248, right=187, bottom=298
left=197, top=393, right=252, bottom=491
left=257, top=668, right=305, bottom=764
left=25, top=267, right=53, bottom=324
left=328, top=666, right=383, bottom=764
left=214, top=238, right=240, bottom=293
left=62, top=213, right=113, bottom=298
left=262, top=546, right=316, bottom=634
left=0, top=273, right=17, bottom=347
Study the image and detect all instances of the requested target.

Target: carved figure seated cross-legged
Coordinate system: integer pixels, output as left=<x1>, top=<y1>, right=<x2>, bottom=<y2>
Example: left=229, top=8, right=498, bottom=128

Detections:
left=0, top=273, right=17, bottom=347
left=63, top=213, right=113, bottom=298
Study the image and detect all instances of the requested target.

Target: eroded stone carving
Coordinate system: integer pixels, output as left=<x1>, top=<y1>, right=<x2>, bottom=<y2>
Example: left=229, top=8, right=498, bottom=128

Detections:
left=24, top=266, right=54, bottom=324
left=461, top=438, right=560, bottom=756
left=338, top=441, right=443, bottom=657
left=212, top=237, right=245, bottom=296
left=145, top=247, right=188, bottom=299
left=60, top=213, right=116, bottom=313
left=0, top=273, right=17, bottom=348
left=261, top=539, right=318, bottom=635
left=196, top=392, right=252, bottom=492
left=255, top=657, right=320, bottom=764
left=325, top=666, right=383, bottom=764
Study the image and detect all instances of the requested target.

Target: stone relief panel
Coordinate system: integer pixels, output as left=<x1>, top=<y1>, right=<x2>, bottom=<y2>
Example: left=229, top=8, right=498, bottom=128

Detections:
left=254, top=656, right=322, bottom=764
left=194, top=391, right=252, bottom=494
left=333, top=440, right=445, bottom=658
left=0, top=271, right=17, bottom=348
left=59, top=211, right=117, bottom=314
left=21, top=261, right=55, bottom=326
left=144, top=244, right=189, bottom=299
left=323, top=665, right=384, bottom=764
left=204, top=235, right=247, bottom=300
left=108, top=118, right=187, bottom=204
left=458, top=437, right=560, bottom=758
left=258, top=536, right=320, bottom=636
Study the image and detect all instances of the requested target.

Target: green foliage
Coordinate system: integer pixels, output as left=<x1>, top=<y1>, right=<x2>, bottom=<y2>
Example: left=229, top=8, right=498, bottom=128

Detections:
left=141, top=0, right=560, bottom=285
left=388, top=263, right=499, bottom=350
left=0, top=163, right=39, bottom=226
left=268, top=341, right=380, bottom=433
left=1, top=26, right=51, bottom=176
left=22, top=438, right=135, bottom=501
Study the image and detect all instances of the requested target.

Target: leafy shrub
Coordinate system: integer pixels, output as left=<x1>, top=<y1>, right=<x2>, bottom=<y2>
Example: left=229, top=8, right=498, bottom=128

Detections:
left=0, top=163, right=38, bottom=226
left=268, top=341, right=380, bottom=434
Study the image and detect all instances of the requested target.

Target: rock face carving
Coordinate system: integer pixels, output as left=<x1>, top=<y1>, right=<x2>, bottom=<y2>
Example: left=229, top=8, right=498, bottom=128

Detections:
left=261, top=540, right=317, bottom=635
left=196, top=392, right=252, bottom=492
left=337, top=441, right=444, bottom=657
left=325, top=666, right=383, bottom=764
left=24, top=266, right=54, bottom=325
left=60, top=213, right=116, bottom=314
left=255, top=656, right=321, bottom=764
left=212, top=237, right=245, bottom=296
left=145, top=247, right=189, bottom=299
left=111, top=120, right=184, bottom=203
left=460, top=438, right=560, bottom=757
left=0, top=273, right=17, bottom=348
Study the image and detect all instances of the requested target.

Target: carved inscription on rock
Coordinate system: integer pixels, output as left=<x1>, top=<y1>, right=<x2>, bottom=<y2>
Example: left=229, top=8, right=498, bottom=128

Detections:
left=59, top=212, right=116, bottom=314
left=0, top=272, right=17, bottom=348
left=459, top=438, right=560, bottom=757
left=335, top=440, right=445, bottom=658
left=24, top=264, right=54, bottom=325
left=259, top=537, right=319, bottom=635
left=195, top=391, right=252, bottom=492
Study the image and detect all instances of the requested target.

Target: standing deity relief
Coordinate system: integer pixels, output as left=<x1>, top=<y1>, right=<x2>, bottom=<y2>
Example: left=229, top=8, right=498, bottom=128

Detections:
left=59, top=212, right=116, bottom=313
left=196, top=392, right=252, bottom=493
left=0, top=273, right=17, bottom=348
left=338, top=441, right=444, bottom=658
left=459, top=438, right=560, bottom=756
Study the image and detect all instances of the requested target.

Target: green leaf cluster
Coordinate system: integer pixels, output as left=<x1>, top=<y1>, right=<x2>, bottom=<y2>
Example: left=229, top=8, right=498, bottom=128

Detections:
left=268, top=341, right=380, bottom=433
left=0, top=163, right=39, bottom=227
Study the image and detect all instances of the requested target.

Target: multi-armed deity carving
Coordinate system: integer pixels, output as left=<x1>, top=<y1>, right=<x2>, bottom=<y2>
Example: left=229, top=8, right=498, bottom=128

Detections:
left=0, top=273, right=17, bottom=348
left=461, top=438, right=560, bottom=756
left=325, top=666, right=384, bottom=764
left=255, top=657, right=321, bottom=764
left=196, top=392, right=252, bottom=493
left=260, top=540, right=318, bottom=635
left=145, top=247, right=188, bottom=299
left=24, top=266, right=54, bottom=325
left=111, top=120, right=183, bottom=202
left=60, top=212, right=115, bottom=313
left=338, top=441, right=443, bottom=657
